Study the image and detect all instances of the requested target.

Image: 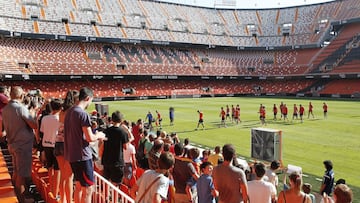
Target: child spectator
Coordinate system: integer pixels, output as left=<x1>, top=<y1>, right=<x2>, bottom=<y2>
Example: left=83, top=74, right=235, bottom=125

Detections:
left=302, top=183, right=315, bottom=203
left=197, top=162, right=218, bottom=203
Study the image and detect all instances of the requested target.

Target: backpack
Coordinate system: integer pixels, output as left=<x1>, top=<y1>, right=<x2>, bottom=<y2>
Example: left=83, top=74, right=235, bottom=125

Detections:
left=136, top=138, right=146, bottom=164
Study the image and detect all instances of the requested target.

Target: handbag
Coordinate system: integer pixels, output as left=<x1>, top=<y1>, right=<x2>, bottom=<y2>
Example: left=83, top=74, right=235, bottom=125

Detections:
left=137, top=176, right=161, bottom=202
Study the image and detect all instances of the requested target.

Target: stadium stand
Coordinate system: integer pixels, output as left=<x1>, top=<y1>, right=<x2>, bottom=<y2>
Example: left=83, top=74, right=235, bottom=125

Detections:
left=0, top=1, right=359, bottom=202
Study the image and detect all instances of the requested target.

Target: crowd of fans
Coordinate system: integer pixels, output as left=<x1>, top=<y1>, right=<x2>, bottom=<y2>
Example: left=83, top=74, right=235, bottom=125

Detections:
left=0, top=85, right=354, bottom=203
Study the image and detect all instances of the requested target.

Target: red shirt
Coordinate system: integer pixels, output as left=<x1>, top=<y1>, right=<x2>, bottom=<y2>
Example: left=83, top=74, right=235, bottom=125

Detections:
left=299, top=106, right=305, bottom=114
left=199, top=112, right=203, bottom=120
left=293, top=106, right=298, bottom=114
left=220, top=110, right=226, bottom=119
left=323, top=104, right=328, bottom=111
left=273, top=106, right=278, bottom=114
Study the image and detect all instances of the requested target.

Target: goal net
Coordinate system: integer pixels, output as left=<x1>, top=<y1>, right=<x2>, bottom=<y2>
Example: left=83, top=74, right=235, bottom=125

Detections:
left=171, top=89, right=201, bottom=99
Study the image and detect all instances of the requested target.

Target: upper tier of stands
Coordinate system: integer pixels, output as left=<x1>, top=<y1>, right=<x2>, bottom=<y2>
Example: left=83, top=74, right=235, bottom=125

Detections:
left=0, top=37, right=320, bottom=76
left=0, top=0, right=359, bottom=47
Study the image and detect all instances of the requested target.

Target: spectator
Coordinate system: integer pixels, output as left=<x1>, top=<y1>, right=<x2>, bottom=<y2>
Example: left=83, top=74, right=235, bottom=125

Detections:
left=172, top=143, right=198, bottom=202
left=277, top=171, right=311, bottom=203
left=55, top=90, right=78, bottom=203
left=136, top=129, right=151, bottom=169
left=322, top=184, right=353, bottom=203
left=40, top=98, right=63, bottom=198
left=248, top=162, right=277, bottom=203
left=148, top=139, right=164, bottom=170
left=130, top=152, right=175, bottom=203
left=197, top=162, right=218, bottom=203
left=302, top=183, right=315, bottom=203
left=131, top=119, right=143, bottom=150
left=185, top=147, right=201, bottom=201
left=183, top=138, right=191, bottom=157
left=320, top=160, right=335, bottom=196
left=200, top=149, right=210, bottom=163
left=102, top=111, right=129, bottom=186
left=123, top=142, right=137, bottom=187
left=265, top=160, right=281, bottom=188
left=212, top=144, right=248, bottom=203
left=0, top=86, right=9, bottom=137
left=2, top=86, right=38, bottom=202
left=64, top=87, right=106, bottom=203
left=333, top=184, right=352, bottom=203
left=208, top=146, right=223, bottom=167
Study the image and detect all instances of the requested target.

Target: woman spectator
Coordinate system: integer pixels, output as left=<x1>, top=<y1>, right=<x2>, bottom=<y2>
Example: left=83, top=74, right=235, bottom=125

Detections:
left=277, top=171, right=312, bottom=203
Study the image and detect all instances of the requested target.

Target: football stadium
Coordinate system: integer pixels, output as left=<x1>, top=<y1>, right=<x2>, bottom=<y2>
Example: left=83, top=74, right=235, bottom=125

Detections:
left=0, top=0, right=359, bottom=202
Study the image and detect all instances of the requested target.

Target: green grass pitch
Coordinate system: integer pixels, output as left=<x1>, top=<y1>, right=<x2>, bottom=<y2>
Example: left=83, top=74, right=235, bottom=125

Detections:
left=90, top=97, right=360, bottom=200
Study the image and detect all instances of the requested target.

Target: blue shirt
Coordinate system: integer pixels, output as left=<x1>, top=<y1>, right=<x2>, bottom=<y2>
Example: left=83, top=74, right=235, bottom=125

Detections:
left=322, top=169, right=334, bottom=195
left=64, top=105, right=92, bottom=162
left=197, top=174, right=216, bottom=203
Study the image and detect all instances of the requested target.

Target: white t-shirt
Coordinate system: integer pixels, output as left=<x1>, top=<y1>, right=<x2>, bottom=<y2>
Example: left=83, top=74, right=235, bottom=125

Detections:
left=265, top=169, right=278, bottom=187
left=135, top=170, right=169, bottom=203
left=123, top=143, right=136, bottom=163
left=41, top=114, right=60, bottom=148
left=248, top=179, right=277, bottom=203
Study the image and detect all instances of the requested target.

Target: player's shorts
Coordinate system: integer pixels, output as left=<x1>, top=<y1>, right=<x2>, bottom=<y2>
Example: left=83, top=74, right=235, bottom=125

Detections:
left=199, top=119, right=204, bottom=123
left=293, top=113, right=298, bottom=117
left=70, top=159, right=95, bottom=187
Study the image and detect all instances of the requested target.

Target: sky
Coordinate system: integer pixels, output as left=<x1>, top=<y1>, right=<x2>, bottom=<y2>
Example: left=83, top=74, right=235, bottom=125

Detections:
left=156, top=0, right=335, bottom=9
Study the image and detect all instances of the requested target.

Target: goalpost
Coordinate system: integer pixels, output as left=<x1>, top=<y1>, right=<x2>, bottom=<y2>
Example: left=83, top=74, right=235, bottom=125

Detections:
left=171, top=89, right=201, bottom=99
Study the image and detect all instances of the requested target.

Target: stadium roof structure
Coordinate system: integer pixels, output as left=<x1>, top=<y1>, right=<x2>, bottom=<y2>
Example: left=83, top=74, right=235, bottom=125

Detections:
left=156, top=0, right=335, bottom=9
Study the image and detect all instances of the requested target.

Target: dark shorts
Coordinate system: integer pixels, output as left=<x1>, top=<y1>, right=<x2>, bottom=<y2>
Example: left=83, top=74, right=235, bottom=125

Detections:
left=123, top=163, right=133, bottom=180
left=293, top=113, right=298, bottom=117
left=103, top=164, right=124, bottom=184
left=54, top=142, right=64, bottom=156
left=43, top=147, right=59, bottom=170
left=198, top=119, right=203, bottom=123
left=70, top=159, right=94, bottom=187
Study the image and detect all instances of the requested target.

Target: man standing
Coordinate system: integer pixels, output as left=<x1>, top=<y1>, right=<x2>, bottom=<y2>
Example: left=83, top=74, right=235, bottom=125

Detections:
left=2, top=86, right=38, bottom=202
left=248, top=162, right=277, bottom=203
left=64, top=87, right=105, bottom=203
left=102, top=111, right=129, bottom=186
left=196, top=110, right=205, bottom=130
left=212, top=144, right=248, bottom=203
left=131, top=152, right=175, bottom=203
left=320, top=160, right=335, bottom=196
left=219, top=107, right=226, bottom=128
left=172, top=143, right=198, bottom=202
left=299, top=104, right=305, bottom=123
left=0, top=86, right=9, bottom=137
left=308, top=102, right=314, bottom=119
left=323, top=102, right=328, bottom=119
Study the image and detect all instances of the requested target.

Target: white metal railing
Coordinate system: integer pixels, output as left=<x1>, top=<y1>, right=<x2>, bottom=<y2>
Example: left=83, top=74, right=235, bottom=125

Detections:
left=93, top=171, right=135, bottom=203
